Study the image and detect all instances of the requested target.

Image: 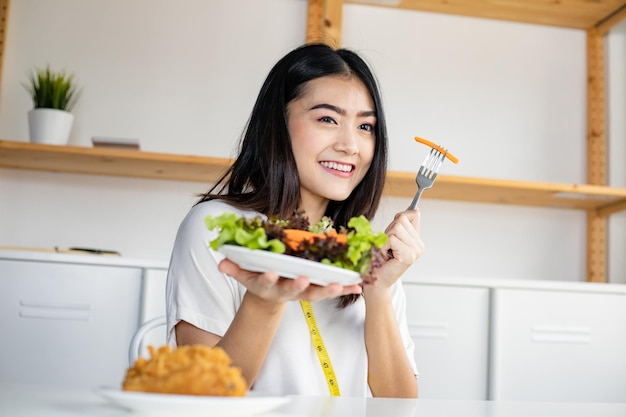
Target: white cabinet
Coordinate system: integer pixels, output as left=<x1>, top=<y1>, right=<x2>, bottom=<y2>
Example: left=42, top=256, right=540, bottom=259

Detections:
left=404, top=283, right=490, bottom=400
left=489, top=288, right=626, bottom=403
left=0, top=259, right=142, bottom=386
left=404, top=278, right=626, bottom=402
left=0, top=250, right=168, bottom=387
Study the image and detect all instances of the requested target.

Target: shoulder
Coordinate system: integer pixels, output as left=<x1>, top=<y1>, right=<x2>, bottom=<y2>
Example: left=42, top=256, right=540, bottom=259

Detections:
left=181, top=200, right=260, bottom=229
left=173, top=200, right=259, bottom=248
left=187, top=199, right=257, bottom=220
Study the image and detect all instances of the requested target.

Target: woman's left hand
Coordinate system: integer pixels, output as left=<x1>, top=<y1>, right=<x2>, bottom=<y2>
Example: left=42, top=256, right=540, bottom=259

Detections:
left=371, top=209, right=424, bottom=288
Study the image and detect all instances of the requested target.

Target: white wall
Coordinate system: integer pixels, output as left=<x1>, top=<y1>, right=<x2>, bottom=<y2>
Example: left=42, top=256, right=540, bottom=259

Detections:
left=1, top=0, right=624, bottom=283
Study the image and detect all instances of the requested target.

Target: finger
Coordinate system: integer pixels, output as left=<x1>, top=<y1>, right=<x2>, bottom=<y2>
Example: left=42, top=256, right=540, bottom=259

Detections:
left=324, top=282, right=362, bottom=297
left=278, top=276, right=311, bottom=296
left=385, top=210, right=418, bottom=234
left=386, top=221, right=424, bottom=263
left=299, top=282, right=361, bottom=302
left=218, top=259, right=282, bottom=290
left=408, top=208, right=421, bottom=230
left=393, top=211, right=422, bottom=241
left=218, top=258, right=244, bottom=276
left=341, top=284, right=363, bottom=296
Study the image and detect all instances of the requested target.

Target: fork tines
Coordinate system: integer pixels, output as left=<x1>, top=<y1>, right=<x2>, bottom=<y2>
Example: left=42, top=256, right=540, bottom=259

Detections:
left=408, top=147, right=446, bottom=210
left=420, top=148, right=445, bottom=178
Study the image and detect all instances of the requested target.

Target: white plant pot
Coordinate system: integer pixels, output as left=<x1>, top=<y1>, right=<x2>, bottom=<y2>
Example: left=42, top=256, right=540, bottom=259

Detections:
left=28, top=108, right=74, bottom=145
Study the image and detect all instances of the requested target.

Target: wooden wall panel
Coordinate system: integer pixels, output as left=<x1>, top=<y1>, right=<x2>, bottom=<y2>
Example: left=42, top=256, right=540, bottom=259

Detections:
left=306, top=0, right=343, bottom=47
left=0, top=0, right=9, bottom=88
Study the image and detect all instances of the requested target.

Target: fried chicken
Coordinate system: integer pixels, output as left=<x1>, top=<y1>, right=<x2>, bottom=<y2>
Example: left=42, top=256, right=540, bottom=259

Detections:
left=123, top=345, right=247, bottom=396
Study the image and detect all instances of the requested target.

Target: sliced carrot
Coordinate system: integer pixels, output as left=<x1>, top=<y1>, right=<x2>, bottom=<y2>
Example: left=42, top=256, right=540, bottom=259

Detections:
left=283, top=229, right=347, bottom=251
left=282, top=229, right=314, bottom=250
left=414, top=136, right=459, bottom=164
left=324, top=230, right=347, bottom=245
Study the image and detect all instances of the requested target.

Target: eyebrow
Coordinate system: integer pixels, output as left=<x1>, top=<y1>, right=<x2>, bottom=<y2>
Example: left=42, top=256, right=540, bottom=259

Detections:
left=310, top=103, right=376, bottom=118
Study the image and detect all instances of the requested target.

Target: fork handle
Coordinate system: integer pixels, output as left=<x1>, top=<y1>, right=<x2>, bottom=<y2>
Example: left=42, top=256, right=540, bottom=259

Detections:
left=408, top=188, right=423, bottom=210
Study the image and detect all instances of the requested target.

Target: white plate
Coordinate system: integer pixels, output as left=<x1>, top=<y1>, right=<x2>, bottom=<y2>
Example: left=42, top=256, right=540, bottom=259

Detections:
left=96, top=387, right=290, bottom=417
left=218, top=245, right=362, bottom=286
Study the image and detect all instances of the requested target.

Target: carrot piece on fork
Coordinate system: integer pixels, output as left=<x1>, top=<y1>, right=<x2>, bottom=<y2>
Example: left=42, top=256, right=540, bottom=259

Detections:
left=414, top=136, right=459, bottom=164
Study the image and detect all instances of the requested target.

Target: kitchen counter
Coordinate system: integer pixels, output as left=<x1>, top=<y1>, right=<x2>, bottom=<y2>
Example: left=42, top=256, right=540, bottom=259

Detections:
left=4, top=246, right=625, bottom=294
left=404, top=275, right=626, bottom=294
left=0, top=247, right=168, bottom=269
left=1, top=383, right=626, bottom=417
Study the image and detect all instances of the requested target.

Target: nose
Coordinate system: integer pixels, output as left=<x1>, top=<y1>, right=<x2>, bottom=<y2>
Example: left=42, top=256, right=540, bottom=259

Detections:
left=333, top=128, right=359, bottom=155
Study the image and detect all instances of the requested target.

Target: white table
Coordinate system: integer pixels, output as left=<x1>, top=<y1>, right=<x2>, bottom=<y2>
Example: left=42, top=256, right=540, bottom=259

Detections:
left=1, top=383, right=626, bottom=417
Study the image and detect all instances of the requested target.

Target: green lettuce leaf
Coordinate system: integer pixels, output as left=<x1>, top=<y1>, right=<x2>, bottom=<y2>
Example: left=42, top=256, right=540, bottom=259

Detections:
left=205, top=213, right=286, bottom=253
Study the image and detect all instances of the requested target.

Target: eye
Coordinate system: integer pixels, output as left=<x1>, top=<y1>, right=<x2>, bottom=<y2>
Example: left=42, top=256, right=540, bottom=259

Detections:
left=359, top=123, right=374, bottom=132
left=319, top=116, right=337, bottom=125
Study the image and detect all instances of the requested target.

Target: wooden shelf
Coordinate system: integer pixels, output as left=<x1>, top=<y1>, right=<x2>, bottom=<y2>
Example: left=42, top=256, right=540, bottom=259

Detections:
left=347, top=0, right=626, bottom=30
left=386, top=172, right=626, bottom=215
left=0, top=140, right=230, bottom=183
left=3, top=140, right=626, bottom=215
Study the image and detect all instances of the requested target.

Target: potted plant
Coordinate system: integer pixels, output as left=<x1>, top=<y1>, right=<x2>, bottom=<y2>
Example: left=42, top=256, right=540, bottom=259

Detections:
left=23, top=66, right=81, bottom=145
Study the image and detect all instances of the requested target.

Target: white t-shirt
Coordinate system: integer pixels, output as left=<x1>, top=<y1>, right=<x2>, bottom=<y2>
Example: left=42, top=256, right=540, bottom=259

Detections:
left=166, top=200, right=417, bottom=396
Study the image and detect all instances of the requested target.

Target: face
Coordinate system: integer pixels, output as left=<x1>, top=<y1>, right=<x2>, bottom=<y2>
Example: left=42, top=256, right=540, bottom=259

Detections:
left=286, top=75, right=376, bottom=220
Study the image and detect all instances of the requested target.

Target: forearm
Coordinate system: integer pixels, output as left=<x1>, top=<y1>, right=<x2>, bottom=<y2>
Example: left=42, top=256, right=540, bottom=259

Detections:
left=176, top=291, right=286, bottom=389
left=364, top=289, right=418, bottom=398
left=215, top=292, right=287, bottom=388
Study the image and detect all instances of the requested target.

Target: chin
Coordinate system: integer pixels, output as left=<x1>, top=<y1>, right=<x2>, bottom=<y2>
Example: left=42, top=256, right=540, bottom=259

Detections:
left=325, top=192, right=353, bottom=202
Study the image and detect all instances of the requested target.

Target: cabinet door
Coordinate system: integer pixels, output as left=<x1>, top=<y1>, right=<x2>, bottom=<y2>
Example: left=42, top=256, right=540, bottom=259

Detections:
left=137, top=267, right=168, bottom=359
left=0, top=259, right=142, bottom=387
left=404, top=283, right=490, bottom=400
left=490, top=288, right=626, bottom=402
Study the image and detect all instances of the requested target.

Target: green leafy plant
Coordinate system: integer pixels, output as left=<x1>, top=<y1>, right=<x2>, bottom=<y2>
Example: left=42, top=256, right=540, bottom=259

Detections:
left=23, top=66, right=80, bottom=111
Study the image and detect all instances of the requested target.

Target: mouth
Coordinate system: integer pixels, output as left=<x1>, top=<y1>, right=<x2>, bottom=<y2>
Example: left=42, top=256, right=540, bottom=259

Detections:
left=320, top=161, right=355, bottom=173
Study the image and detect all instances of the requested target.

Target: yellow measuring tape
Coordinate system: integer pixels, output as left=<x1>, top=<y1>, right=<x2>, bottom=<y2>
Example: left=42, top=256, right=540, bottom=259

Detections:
left=299, top=300, right=341, bottom=396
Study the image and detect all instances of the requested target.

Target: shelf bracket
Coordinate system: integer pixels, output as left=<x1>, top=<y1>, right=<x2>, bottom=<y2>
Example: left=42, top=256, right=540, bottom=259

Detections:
left=594, top=3, right=626, bottom=36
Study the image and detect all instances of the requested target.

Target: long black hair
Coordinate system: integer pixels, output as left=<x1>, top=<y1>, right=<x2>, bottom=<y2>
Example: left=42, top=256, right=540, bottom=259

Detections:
left=198, top=43, right=389, bottom=307
left=199, top=43, right=388, bottom=225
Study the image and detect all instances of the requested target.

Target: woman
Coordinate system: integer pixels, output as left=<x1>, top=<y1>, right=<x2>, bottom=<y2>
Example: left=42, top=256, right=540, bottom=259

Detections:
left=166, top=43, right=423, bottom=398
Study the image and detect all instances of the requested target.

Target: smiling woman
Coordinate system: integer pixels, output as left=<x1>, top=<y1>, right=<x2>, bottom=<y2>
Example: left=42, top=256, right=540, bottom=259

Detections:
left=165, top=43, right=422, bottom=399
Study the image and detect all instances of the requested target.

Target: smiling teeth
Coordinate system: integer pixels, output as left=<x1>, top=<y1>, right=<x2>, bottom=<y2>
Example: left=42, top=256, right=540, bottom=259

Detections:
left=321, top=161, right=353, bottom=172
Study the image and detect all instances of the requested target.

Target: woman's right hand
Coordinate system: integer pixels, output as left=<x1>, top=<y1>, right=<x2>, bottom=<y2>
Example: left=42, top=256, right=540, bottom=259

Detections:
left=218, top=258, right=362, bottom=303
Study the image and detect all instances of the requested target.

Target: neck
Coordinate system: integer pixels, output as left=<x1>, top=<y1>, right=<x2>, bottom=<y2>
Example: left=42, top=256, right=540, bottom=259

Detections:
left=299, top=193, right=329, bottom=225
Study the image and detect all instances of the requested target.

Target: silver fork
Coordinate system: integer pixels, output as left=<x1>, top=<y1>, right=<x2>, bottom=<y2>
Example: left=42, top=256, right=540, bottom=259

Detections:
left=408, top=148, right=446, bottom=209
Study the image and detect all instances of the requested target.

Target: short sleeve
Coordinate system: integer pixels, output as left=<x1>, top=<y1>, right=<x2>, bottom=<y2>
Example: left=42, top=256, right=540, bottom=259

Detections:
left=165, top=201, right=256, bottom=346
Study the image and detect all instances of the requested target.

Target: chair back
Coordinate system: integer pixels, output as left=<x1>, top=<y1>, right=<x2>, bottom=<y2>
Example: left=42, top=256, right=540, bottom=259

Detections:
left=128, top=316, right=167, bottom=366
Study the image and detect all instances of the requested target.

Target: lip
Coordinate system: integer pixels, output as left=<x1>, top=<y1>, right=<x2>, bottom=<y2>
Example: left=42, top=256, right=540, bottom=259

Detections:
left=319, top=160, right=355, bottom=178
